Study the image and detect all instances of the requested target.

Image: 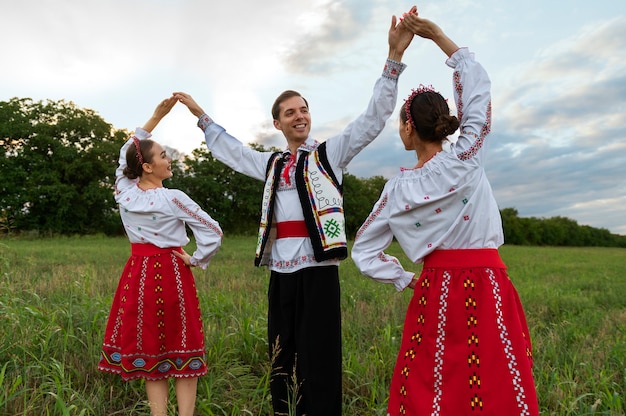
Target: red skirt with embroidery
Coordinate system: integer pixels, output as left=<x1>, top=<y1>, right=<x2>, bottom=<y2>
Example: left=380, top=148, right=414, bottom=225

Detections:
left=98, top=243, right=207, bottom=381
left=387, top=249, right=538, bottom=416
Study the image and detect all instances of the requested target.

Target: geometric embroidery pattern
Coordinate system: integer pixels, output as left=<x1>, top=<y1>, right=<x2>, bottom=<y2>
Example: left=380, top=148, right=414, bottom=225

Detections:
left=464, top=273, right=483, bottom=412
left=323, top=218, right=342, bottom=238
left=397, top=275, right=431, bottom=415
left=455, top=69, right=492, bottom=162
left=487, top=269, right=532, bottom=415
left=430, top=271, right=452, bottom=415
left=172, top=253, right=188, bottom=349
left=137, top=257, right=148, bottom=350
left=355, top=194, right=387, bottom=241
left=172, top=197, right=223, bottom=237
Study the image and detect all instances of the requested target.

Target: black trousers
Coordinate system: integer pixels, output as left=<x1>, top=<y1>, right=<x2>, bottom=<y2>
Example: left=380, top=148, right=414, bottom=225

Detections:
left=268, top=265, right=342, bottom=416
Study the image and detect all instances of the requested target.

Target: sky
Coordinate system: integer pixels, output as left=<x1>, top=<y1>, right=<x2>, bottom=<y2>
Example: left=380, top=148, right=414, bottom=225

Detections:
left=2, top=0, right=625, bottom=235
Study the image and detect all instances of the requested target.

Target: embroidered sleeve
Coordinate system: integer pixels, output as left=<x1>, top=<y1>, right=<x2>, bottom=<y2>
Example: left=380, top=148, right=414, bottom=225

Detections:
left=445, top=48, right=492, bottom=163
left=325, top=59, right=403, bottom=170
left=352, top=191, right=414, bottom=291
left=168, top=191, right=223, bottom=269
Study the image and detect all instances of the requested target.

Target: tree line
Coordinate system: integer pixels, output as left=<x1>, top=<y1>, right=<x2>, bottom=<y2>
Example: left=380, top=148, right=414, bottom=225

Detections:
left=1, top=98, right=624, bottom=247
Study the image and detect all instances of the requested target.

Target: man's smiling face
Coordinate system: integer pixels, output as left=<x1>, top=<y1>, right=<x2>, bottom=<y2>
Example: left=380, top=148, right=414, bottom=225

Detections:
left=273, top=95, right=311, bottom=145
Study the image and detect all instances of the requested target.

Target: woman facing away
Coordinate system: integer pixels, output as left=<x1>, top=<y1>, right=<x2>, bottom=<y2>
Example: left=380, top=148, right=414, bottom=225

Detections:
left=98, top=97, right=223, bottom=416
left=351, top=10, right=539, bottom=416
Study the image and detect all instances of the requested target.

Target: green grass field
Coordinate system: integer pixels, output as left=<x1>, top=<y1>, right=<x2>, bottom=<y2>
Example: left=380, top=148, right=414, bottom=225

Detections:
left=0, top=236, right=624, bottom=415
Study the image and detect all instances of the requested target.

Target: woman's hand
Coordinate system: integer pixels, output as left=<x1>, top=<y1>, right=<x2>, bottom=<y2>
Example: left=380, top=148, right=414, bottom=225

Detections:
left=143, top=96, right=177, bottom=133
left=153, top=96, right=177, bottom=119
left=173, top=248, right=194, bottom=267
left=401, top=12, right=441, bottom=40
left=401, top=13, right=459, bottom=58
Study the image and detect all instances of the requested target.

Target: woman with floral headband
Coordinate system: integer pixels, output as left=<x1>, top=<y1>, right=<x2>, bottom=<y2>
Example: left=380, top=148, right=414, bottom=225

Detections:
left=98, top=97, right=223, bottom=416
left=351, top=11, right=539, bottom=416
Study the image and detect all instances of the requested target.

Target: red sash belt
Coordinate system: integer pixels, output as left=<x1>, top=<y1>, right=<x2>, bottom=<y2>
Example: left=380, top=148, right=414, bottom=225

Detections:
left=423, top=249, right=506, bottom=269
left=276, top=221, right=309, bottom=239
left=131, top=243, right=182, bottom=256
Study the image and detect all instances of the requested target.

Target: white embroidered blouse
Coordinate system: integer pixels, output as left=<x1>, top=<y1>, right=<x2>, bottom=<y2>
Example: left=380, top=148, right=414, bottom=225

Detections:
left=351, top=48, right=503, bottom=291
left=115, top=128, right=223, bottom=269
left=197, top=59, right=406, bottom=273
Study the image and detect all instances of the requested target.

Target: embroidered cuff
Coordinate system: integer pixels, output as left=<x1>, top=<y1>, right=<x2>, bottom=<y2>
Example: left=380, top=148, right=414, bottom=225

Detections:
left=191, top=256, right=209, bottom=270
left=382, top=59, right=407, bottom=80
left=134, top=127, right=152, bottom=139
left=445, top=47, right=471, bottom=69
left=398, top=271, right=416, bottom=292
left=197, top=113, right=214, bottom=132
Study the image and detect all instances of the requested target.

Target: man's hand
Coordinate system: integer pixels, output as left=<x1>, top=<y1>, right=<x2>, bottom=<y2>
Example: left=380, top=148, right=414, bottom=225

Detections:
left=173, top=92, right=206, bottom=118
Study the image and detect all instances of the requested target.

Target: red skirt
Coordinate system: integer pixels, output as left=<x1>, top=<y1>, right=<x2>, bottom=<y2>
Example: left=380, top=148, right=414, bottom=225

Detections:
left=98, top=243, right=207, bottom=381
left=387, top=249, right=538, bottom=415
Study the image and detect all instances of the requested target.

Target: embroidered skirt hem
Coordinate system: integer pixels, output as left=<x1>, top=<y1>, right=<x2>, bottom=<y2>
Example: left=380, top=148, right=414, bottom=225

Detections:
left=98, top=346, right=208, bottom=381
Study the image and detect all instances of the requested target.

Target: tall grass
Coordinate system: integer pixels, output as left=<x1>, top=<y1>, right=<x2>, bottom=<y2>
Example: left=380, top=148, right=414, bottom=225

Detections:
left=0, top=236, right=624, bottom=415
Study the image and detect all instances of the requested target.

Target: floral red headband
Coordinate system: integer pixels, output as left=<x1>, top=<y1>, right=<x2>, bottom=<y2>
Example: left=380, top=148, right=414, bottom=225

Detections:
left=132, top=136, right=144, bottom=165
left=404, top=84, right=440, bottom=128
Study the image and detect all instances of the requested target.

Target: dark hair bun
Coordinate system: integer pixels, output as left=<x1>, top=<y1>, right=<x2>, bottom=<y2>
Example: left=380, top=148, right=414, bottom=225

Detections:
left=123, top=166, right=140, bottom=180
left=434, top=114, right=460, bottom=138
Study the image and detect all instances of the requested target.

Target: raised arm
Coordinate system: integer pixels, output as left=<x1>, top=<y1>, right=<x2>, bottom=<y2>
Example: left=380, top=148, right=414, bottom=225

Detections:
left=325, top=11, right=414, bottom=169
left=402, top=12, right=490, bottom=162
left=445, top=49, right=491, bottom=162
left=115, top=97, right=178, bottom=193
left=173, top=91, right=272, bottom=181
left=142, top=96, right=177, bottom=132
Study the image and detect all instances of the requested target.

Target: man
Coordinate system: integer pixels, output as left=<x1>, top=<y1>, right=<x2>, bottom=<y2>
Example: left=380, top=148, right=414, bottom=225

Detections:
left=175, top=9, right=414, bottom=415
